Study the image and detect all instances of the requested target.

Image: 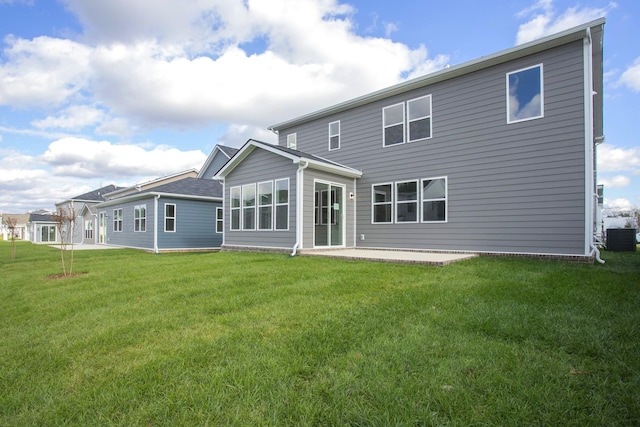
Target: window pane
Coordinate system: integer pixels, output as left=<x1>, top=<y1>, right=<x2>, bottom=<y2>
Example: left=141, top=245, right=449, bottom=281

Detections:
left=258, top=182, right=273, bottom=205
left=409, top=118, right=431, bottom=140
left=243, top=207, right=255, bottom=230
left=422, top=179, right=445, bottom=199
left=508, top=65, right=542, bottom=122
left=243, top=185, right=255, bottom=207
left=396, top=181, right=417, bottom=201
left=275, top=205, right=288, bottom=230
left=374, top=205, right=391, bottom=223
left=166, top=218, right=175, bottom=231
left=330, top=135, right=339, bottom=150
left=230, top=187, right=241, bottom=208
left=373, top=184, right=392, bottom=203
left=165, top=204, right=175, bottom=217
left=275, top=180, right=288, bottom=203
left=231, top=210, right=240, bottom=230
left=423, top=201, right=446, bottom=222
left=396, top=202, right=417, bottom=222
left=384, top=124, right=404, bottom=146
left=217, top=208, right=223, bottom=220
left=330, top=121, right=339, bottom=135
left=408, top=96, right=431, bottom=120
left=384, top=104, right=403, bottom=126
left=259, top=206, right=272, bottom=230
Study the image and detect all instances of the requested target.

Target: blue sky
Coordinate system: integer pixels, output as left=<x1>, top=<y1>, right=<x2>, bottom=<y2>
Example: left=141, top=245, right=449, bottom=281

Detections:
left=0, top=0, right=638, bottom=213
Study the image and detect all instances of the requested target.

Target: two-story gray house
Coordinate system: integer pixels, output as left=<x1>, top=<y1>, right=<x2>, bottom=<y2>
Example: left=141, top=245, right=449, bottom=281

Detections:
left=216, top=19, right=605, bottom=262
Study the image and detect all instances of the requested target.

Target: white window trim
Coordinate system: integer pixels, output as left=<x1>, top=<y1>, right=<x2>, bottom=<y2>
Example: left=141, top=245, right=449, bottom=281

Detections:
left=382, top=102, right=405, bottom=147
left=371, top=182, right=394, bottom=224
left=242, top=183, right=256, bottom=231
left=421, top=176, right=448, bottom=223
left=164, top=203, right=176, bottom=232
left=275, top=178, right=290, bottom=231
left=328, top=120, right=340, bottom=151
left=134, top=204, right=147, bottom=232
left=506, top=63, right=544, bottom=124
left=287, top=133, right=297, bottom=149
left=395, top=180, right=419, bottom=223
left=113, top=208, right=123, bottom=232
left=216, top=207, right=223, bottom=233
left=230, top=186, right=241, bottom=231
left=407, top=94, right=433, bottom=142
left=258, top=180, right=274, bottom=231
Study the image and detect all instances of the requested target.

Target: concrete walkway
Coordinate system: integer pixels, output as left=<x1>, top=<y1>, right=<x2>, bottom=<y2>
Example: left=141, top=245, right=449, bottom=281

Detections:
left=302, top=249, right=477, bottom=266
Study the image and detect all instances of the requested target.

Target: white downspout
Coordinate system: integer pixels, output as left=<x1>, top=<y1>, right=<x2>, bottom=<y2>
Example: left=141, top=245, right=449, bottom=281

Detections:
left=218, top=178, right=225, bottom=247
left=291, top=160, right=309, bottom=256
left=154, top=195, right=159, bottom=254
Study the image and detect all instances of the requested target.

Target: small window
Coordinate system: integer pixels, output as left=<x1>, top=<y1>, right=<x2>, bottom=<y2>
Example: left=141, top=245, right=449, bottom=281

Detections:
left=258, top=181, right=273, bottom=230
left=165, top=203, right=176, bottom=232
left=287, top=133, right=297, bottom=149
left=134, top=204, right=146, bottom=232
left=407, top=95, right=432, bottom=141
left=242, top=184, right=256, bottom=231
left=507, top=64, right=543, bottom=123
left=383, top=103, right=404, bottom=146
left=113, top=208, right=123, bottom=232
left=84, top=220, right=93, bottom=239
left=216, top=207, right=223, bottom=233
left=372, top=184, right=393, bottom=223
left=230, top=186, right=241, bottom=231
left=275, top=178, right=289, bottom=230
left=421, top=178, right=447, bottom=222
left=329, top=121, right=340, bottom=151
left=395, top=181, right=418, bottom=223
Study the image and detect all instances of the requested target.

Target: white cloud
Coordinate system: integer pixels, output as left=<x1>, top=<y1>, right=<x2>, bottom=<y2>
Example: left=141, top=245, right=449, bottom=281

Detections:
left=604, top=198, right=635, bottom=210
left=515, top=0, right=613, bottom=45
left=598, top=143, right=640, bottom=173
left=216, top=123, right=277, bottom=148
left=0, top=35, right=92, bottom=107
left=619, top=57, right=640, bottom=92
left=40, top=137, right=207, bottom=178
left=598, top=175, right=631, bottom=188
left=31, top=105, right=105, bottom=130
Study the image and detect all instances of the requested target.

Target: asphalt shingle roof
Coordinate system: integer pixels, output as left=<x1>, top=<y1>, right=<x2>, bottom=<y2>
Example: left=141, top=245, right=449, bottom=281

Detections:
left=139, top=177, right=222, bottom=198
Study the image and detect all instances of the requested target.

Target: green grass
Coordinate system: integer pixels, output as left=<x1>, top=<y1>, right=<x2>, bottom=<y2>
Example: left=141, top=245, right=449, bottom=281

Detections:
left=1, top=241, right=639, bottom=426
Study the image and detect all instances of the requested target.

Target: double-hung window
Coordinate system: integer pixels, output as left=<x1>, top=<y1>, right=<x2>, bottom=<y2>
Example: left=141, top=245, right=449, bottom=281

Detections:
left=258, top=181, right=273, bottom=230
left=383, top=103, right=404, bottom=146
left=216, top=207, right=223, bottom=233
left=421, top=178, right=447, bottom=222
left=230, top=186, right=241, bottom=230
left=113, top=208, right=123, bottom=232
left=85, top=220, right=93, bottom=239
left=395, top=181, right=418, bottom=223
left=134, top=204, right=146, bottom=232
left=275, top=178, right=289, bottom=230
left=164, top=203, right=176, bottom=232
left=372, top=184, right=393, bottom=223
left=329, top=121, right=340, bottom=151
left=287, top=133, right=297, bottom=149
left=407, top=95, right=432, bottom=141
left=242, top=184, right=256, bottom=230
left=507, top=64, right=543, bottom=123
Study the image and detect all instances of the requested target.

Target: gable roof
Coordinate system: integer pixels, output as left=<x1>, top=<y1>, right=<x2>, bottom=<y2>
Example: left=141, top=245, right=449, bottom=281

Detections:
left=56, top=184, right=123, bottom=206
left=103, top=169, right=199, bottom=199
left=1, top=213, right=30, bottom=225
left=215, top=139, right=362, bottom=179
left=96, top=177, right=222, bottom=208
left=197, top=145, right=240, bottom=178
left=268, top=18, right=605, bottom=131
left=29, top=213, right=55, bottom=223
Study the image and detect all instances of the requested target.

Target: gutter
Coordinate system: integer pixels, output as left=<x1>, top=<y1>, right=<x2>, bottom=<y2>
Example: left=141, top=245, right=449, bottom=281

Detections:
left=291, top=160, right=309, bottom=256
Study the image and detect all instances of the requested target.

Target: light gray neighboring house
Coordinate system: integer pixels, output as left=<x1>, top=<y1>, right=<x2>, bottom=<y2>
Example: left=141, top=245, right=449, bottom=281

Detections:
left=55, top=184, right=122, bottom=245
left=27, top=213, right=61, bottom=244
left=0, top=213, right=30, bottom=241
left=198, top=145, right=239, bottom=180
left=216, top=19, right=605, bottom=262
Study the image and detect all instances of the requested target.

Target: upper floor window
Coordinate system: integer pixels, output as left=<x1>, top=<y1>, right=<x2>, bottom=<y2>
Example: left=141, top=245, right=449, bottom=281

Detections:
left=113, top=208, right=123, bottom=232
left=329, top=121, right=340, bottom=151
left=408, top=95, right=432, bottom=141
left=134, top=204, right=146, bottom=232
left=507, top=64, right=543, bottom=123
left=287, top=133, right=297, bottom=149
left=383, top=103, right=404, bottom=146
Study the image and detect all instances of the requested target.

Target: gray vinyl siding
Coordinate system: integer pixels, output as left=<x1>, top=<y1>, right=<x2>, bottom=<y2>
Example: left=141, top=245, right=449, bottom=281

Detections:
left=101, top=199, right=155, bottom=249
left=200, top=152, right=231, bottom=179
left=156, top=198, right=221, bottom=249
left=224, top=149, right=297, bottom=249
left=301, top=169, right=356, bottom=249
left=277, top=41, right=587, bottom=255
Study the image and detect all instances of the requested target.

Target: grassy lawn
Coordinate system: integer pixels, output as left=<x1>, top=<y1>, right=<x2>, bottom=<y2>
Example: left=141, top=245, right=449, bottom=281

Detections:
left=1, top=241, right=639, bottom=426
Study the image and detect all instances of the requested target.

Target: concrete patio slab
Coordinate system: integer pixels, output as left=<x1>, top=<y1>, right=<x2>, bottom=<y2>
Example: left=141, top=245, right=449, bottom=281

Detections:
left=302, top=249, right=477, bottom=266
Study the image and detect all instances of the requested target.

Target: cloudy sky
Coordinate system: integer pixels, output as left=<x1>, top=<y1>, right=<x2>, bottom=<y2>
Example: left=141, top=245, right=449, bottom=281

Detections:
left=0, top=0, right=638, bottom=213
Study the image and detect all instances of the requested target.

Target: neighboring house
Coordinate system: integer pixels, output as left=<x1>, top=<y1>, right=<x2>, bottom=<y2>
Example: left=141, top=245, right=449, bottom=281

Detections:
left=216, top=19, right=605, bottom=262
left=198, top=145, right=239, bottom=179
left=94, top=149, right=230, bottom=252
left=103, top=170, right=199, bottom=200
left=55, top=184, right=122, bottom=245
left=28, top=213, right=61, bottom=244
left=0, top=213, right=30, bottom=240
